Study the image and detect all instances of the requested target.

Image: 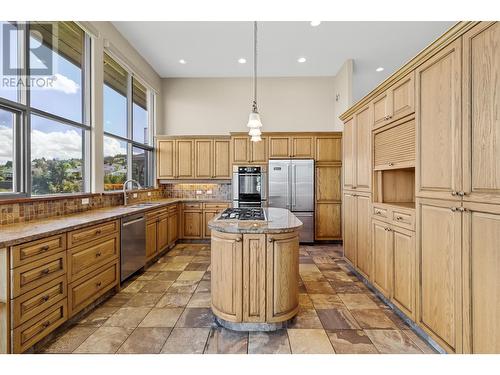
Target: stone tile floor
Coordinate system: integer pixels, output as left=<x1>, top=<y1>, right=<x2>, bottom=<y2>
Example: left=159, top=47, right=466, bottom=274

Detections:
left=39, top=243, right=436, bottom=354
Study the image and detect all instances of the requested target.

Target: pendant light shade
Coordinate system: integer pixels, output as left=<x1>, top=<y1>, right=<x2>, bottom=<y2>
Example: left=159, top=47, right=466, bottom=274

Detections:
left=247, top=21, right=263, bottom=141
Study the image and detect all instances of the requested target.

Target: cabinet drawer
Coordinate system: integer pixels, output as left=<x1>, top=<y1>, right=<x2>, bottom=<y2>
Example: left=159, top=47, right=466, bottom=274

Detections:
left=183, top=202, right=202, bottom=209
left=374, top=119, right=415, bottom=170
left=68, top=234, right=119, bottom=282
left=146, top=208, right=167, bottom=221
left=167, top=204, right=178, bottom=214
left=203, top=202, right=230, bottom=210
left=372, top=206, right=390, bottom=220
left=11, top=234, right=66, bottom=269
left=13, top=299, right=67, bottom=353
left=68, top=220, right=119, bottom=248
left=12, top=275, right=67, bottom=328
left=68, top=261, right=119, bottom=317
left=392, top=210, right=415, bottom=230
left=11, top=252, right=66, bottom=298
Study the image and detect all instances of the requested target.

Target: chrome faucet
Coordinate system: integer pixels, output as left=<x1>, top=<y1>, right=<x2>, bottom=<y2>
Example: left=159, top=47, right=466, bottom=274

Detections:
left=123, top=179, right=142, bottom=206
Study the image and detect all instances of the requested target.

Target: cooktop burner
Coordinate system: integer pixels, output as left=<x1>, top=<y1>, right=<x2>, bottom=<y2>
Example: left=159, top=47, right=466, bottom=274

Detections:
left=218, top=208, right=266, bottom=221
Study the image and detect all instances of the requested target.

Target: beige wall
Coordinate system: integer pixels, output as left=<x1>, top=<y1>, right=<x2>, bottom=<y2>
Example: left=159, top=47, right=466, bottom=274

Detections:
left=332, top=60, right=353, bottom=130
left=159, top=74, right=351, bottom=135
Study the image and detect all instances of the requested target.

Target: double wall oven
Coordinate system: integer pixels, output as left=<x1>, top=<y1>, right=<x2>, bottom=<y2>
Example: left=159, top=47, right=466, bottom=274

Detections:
left=232, top=166, right=267, bottom=208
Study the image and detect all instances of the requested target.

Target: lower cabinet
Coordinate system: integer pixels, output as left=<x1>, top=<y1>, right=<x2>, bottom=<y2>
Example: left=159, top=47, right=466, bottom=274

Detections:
left=203, top=210, right=217, bottom=238
left=167, top=210, right=179, bottom=245
left=181, top=202, right=231, bottom=239
left=372, top=220, right=392, bottom=297
left=145, top=220, right=158, bottom=260
left=210, top=231, right=299, bottom=323
left=182, top=211, right=203, bottom=238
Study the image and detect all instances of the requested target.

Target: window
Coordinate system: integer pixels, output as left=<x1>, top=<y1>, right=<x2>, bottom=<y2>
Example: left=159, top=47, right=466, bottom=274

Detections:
left=0, top=21, right=90, bottom=197
left=103, top=53, right=153, bottom=191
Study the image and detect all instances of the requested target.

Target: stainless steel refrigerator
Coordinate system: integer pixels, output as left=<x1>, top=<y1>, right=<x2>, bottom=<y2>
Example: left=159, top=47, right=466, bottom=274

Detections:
left=268, top=159, right=314, bottom=243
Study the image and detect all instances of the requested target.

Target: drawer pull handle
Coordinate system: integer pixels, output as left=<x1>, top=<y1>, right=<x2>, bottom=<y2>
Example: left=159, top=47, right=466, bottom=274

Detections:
left=375, top=210, right=381, bottom=215
left=451, top=207, right=457, bottom=212
left=95, top=229, right=102, bottom=235
left=459, top=207, right=466, bottom=212
left=41, top=268, right=50, bottom=275
left=40, top=245, right=50, bottom=252
left=41, top=295, right=50, bottom=302
left=396, top=216, right=403, bottom=221
left=42, top=321, right=51, bottom=328
left=96, top=281, right=102, bottom=288
left=458, top=191, right=466, bottom=197
left=95, top=251, right=102, bottom=257
left=388, top=162, right=394, bottom=167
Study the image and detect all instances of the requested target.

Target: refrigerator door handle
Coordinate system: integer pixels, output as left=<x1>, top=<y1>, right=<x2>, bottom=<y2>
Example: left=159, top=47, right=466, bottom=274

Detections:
left=292, top=164, right=297, bottom=208
left=287, top=164, right=292, bottom=209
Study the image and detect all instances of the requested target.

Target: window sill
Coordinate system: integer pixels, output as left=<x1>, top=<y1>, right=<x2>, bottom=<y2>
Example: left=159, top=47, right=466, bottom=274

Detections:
left=0, top=193, right=98, bottom=205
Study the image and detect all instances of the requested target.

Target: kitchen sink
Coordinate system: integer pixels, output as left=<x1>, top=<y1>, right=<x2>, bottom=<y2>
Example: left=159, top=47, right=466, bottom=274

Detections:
left=129, top=202, right=163, bottom=208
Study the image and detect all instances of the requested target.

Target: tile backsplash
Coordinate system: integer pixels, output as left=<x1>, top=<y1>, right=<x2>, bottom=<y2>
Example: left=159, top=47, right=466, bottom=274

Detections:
left=161, top=183, right=231, bottom=200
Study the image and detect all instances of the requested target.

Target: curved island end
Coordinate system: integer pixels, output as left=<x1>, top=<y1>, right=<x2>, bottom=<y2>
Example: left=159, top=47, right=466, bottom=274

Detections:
left=208, top=207, right=303, bottom=331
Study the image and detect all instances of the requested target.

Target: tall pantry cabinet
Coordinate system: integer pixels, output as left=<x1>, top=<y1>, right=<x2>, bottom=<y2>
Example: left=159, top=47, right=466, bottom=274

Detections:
left=341, top=22, right=500, bottom=353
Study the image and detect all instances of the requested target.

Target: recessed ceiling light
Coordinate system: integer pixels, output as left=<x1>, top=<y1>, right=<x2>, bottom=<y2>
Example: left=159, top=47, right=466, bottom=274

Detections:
left=297, top=57, right=307, bottom=63
left=238, top=58, right=247, bottom=64
left=179, top=59, right=187, bottom=64
left=310, top=21, right=321, bottom=27
left=376, top=67, right=384, bottom=72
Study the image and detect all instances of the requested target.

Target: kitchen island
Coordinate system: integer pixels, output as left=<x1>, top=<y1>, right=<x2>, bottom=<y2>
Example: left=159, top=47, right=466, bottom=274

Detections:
left=208, top=207, right=302, bottom=331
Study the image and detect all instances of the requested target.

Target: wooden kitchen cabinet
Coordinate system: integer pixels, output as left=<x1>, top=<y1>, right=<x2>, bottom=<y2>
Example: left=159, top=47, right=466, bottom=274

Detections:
left=195, top=139, right=213, bottom=178
left=176, top=139, right=194, bottom=178
left=145, top=220, right=158, bottom=260
left=268, top=135, right=315, bottom=159
left=182, top=210, right=203, bottom=239
left=230, top=135, right=268, bottom=164
left=315, top=135, right=342, bottom=163
left=417, top=198, right=462, bottom=353
left=157, top=214, right=169, bottom=252
left=266, top=232, right=299, bottom=322
left=373, top=118, right=416, bottom=170
left=342, top=191, right=357, bottom=266
left=355, top=194, right=371, bottom=279
left=372, top=219, right=392, bottom=297
left=373, top=72, right=415, bottom=129
left=242, top=234, right=267, bottom=322
left=211, top=231, right=243, bottom=322
left=462, top=22, right=500, bottom=204
left=391, top=225, right=415, bottom=319
left=291, top=136, right=314, bottom=158
left=343, top=118, right=355, bottom=190
left=203, top=210, right=217, bottom=238
left=157, top=139, right=175, bottom=179
left=231, top=136, right=250, bottom=164
left=213, top=139, right=231, bottom=178
left=315, top=203, right=341, bottom=240
left=268, top=136, right=290, bottom=158
left=315, top=164, right=342, bottom=240
left=316, top=165, right=341, bottom=202
left=167, top=206, right=179, bottom=245
left=416, top=39, right=462, bottom=201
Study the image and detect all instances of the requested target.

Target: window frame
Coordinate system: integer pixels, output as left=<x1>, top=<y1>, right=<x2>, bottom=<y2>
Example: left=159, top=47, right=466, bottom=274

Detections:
left=0, top=21, right=92, bottom=198
left=103, top=51, right=154, bottom=191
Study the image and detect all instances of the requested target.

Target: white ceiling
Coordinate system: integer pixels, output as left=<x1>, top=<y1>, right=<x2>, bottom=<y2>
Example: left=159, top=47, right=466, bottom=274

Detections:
left=113, top=21, right=454, bottom=101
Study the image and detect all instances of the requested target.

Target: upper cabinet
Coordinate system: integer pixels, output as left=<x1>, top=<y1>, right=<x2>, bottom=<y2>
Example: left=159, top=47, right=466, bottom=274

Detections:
left=416, top=39, right=462, bottom=200
left=462, top=22, right=500, bottom=204
left=268, top=135, right=315, bottom=159
left=343, top=106, right=372, bottom=192
left=315, top=135, right=342, bottom=163
left=231, top=135, right=268, bottom=165
left=157, top=137, right=231, bottom=180
left=373, top=72, right=415, bottom=130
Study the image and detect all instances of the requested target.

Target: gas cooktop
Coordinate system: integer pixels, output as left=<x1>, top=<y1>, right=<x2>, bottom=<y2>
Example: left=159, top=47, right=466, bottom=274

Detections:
left=218, top=208, right=266, bottom=221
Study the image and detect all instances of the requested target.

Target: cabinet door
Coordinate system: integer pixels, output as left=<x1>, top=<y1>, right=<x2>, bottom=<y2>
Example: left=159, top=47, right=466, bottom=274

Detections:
left=203, top=210, right=217, bottom=238
left=195, top=139, right=213, bottom=178
left=242, top=234, right=266, bottom=322
left=211, top=231, right=243, bottom=322
left=463, top=22, right=500, bottom=204
left=315, top=203, right=342, bottom=240
left=157, top=216, right=169, bottom=251
left=269, top=136, right=290, bottom=158
left=232, top=136, right=249, bottom=164
left=266, top=233, right=299, bottom=322
left=167, top=213, right=178, bottom=244
left=342, top=192, right=357, bottom=265
left=145, top=221, right=157, bottom=259
left=316, top=135, right=342, bottom=163
left=356, top=194, right=372, bottom=279
left=343, top=118, right=355, bottom=190
left=316, top=165, right=341, bottom=202
left=373, top=91, right=390, bottom=129
left=462, top=202, right=500, bottom=353
left=389, top=71, right=415, bottom=122
left=371, top=220, right=392, bottom=297
left=417, top=199, right=462, bottom=353
left=182, top=211, right=202, bottom=238
left=213, top=139, right=231, bottom=178
left=176, top=139, right=194, bottom=178
left=392, top=226, right=415, bottom=319
left=355, top=105, right=372, bottom=191
left=416, top=40, right=462, bottom=200
left=157, top=140, right=175, bottom=179
left=249, top=136, right=268, bottom=163
left=291, top=136, right=314, bottom=158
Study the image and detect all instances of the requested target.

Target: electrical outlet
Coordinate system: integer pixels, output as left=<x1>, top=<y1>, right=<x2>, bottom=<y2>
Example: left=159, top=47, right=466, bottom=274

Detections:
left=133, top=193, right=138, bottom=198
left=207, top=190, right=213, bottom=194
left=196, top=190, right=202, bottom=195
left=81, top=198, right=90, bottom=205
left=147, top=192, right=152, bottom=196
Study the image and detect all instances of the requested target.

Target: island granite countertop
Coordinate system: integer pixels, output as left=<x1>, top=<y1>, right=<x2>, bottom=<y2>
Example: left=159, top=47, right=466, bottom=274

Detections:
left=0, top=198, right=231, bottom=248
left=208, top=207, right=303, bottom=234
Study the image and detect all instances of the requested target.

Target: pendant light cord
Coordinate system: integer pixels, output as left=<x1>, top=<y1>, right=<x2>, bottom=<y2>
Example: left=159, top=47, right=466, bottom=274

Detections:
left=253, top=21, right=258, bottom=113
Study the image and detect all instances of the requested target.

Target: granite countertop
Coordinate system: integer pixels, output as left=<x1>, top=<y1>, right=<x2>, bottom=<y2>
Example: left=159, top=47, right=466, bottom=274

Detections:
left=208, top=207, right=303, bottom=234
left=0, top=198, right=231, bottom=248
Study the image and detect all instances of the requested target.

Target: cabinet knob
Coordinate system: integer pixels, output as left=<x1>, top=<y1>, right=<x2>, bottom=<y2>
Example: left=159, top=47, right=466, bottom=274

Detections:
left=458, top=207, right=466, bottom=212
left=375, top=210, right=381, bottom=215
left=451, top=191, right=457, bottom=196
left=395, top=216, right=403, bottom=221
left=40, top=245, right=50, bottom=252
left=235, top=236, right=242, bottom=242
left=458, top=191, right=466, bottom=197
left=450, top=207, right=457, bottom=212
left=41, top=295, right=50, bottom=302
left=95, top=251, right=102, bottom=257
left=96, top=281, right=102, bottom=288
left=42, top=321, right=51, bottom=328
left=388, top=162, right=394, bottom=167
left=268, top=238, right=274, bottom=243
left=41, top=268, right=50, bottom=275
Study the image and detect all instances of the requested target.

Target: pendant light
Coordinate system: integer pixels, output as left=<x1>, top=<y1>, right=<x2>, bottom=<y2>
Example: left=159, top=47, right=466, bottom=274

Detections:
left=247, top=21, right=263, bottom=142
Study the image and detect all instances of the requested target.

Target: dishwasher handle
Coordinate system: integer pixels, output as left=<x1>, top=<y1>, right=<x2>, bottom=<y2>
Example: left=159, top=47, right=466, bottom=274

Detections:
left=122, top=216, right=145, bottom=227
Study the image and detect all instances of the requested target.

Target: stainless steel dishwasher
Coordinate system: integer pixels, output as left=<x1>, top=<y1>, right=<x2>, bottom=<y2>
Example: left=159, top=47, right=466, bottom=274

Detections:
left=120, top=213, right=146, bottom=282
